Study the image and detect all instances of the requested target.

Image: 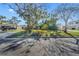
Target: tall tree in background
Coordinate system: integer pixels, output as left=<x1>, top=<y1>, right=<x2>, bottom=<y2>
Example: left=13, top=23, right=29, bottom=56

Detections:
left=56, top=4, right=79, bottom=32
left=9, top=16, right=20, bottom=28
left=48, top=11, right=59, bottom=33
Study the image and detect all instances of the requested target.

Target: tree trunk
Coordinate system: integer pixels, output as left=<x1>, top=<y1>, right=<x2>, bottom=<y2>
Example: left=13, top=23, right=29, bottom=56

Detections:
left=27, top=24, right=32, bottom=33
left=64, top=21, right=67, bottom=33
left=16, top=25, right=17, bottom=29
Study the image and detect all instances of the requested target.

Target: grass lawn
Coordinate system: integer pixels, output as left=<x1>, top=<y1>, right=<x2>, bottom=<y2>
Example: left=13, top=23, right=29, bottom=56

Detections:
left=67, top=30, right=79, bottom=36
left=7, top=31, right=26, bottom=38
left=7, top=30, right=79, bottom=38
left=58, top=30, right=79, bottom=37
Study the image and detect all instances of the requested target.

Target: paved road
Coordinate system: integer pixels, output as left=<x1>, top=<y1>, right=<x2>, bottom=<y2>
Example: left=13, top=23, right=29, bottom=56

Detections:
left=0, top=37, right=78, bottom=56
left=0, top=32, right=16, bottom=39
left=0, top=31, right=79, bottom=56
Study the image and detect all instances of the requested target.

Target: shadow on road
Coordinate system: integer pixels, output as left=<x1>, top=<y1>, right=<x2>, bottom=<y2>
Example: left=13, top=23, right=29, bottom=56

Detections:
left=65, top=32, right=79, bottom=45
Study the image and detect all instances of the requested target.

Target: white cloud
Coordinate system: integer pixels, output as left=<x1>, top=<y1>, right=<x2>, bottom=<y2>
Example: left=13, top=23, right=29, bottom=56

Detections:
left=8, top=9, right=15, bottom=13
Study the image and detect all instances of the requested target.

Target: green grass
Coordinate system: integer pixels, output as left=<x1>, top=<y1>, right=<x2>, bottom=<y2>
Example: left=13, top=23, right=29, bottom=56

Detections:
left=68, top=31, right=79, bottom=36
left=7, top=31, right=26, bottom=38
left=7, top=30, right=79, bottom=38
left=58, top=30, right=79, bottom=37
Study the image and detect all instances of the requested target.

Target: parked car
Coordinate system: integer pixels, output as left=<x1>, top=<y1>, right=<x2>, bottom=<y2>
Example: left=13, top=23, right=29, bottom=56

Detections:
left=0, top=25, right=17, bottom=31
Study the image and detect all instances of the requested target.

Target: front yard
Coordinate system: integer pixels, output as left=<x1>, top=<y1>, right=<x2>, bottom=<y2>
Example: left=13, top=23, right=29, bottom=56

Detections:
left=7, top=30, right=79, bottom=38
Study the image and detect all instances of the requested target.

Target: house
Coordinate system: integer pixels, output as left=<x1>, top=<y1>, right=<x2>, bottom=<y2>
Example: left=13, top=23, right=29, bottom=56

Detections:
left=68, top=20, right=79, bottom=30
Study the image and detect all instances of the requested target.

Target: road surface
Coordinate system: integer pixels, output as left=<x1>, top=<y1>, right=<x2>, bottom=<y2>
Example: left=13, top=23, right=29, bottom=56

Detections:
left=0, top=31, right=79, bottom=56
left=0, top=37, right=78, bottom=56
left=0, top=32, right=16, bottom=39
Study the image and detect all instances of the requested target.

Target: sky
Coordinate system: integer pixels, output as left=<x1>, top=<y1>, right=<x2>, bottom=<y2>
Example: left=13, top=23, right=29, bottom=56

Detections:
left=0, top=3, right=26, bottom=25
left=0, top=3, right=64, bottom=25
